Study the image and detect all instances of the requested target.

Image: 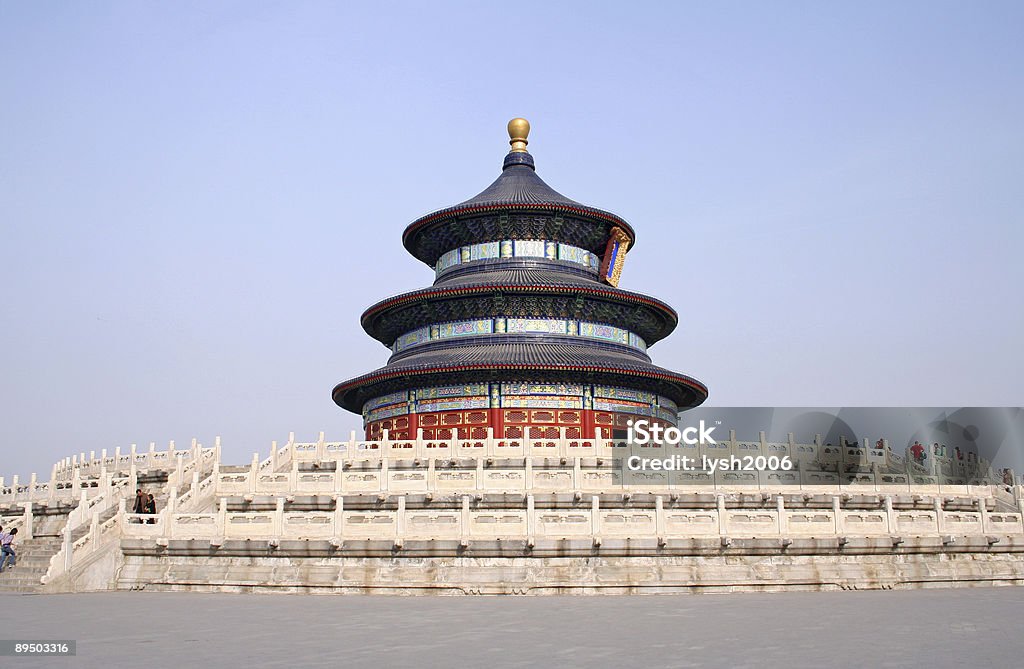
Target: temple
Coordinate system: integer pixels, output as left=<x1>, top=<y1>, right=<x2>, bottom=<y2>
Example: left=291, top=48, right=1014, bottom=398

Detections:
left=333, top=119, right=708, bottom=443
left=2, top=123, right=1022, bottom=597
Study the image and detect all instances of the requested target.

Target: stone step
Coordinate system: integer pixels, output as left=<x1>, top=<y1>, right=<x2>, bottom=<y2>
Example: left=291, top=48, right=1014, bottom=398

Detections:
left=16, top=540, right=62, bottom=553
left=3, top=564, right=49, bottom=573
left=3, top=557, right=53, bottom=566
left=0, top=581, right=41, bottom=587
left=17, top=540, right=61, bottom=553
left=0, top=572, right=43, bottom=583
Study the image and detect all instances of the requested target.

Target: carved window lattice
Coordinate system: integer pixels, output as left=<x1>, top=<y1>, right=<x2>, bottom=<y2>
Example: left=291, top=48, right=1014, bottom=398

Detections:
left=505, top=410, right=528, bottom=423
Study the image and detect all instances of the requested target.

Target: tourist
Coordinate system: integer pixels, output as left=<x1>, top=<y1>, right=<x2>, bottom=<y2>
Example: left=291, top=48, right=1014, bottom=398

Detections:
left=910, top=441, right=926, bottom=463
left=133, top=488, right=146, bottom=515
left=145, top=493, right=157, bottom=524
left=0, top=527, right=17, bottom=572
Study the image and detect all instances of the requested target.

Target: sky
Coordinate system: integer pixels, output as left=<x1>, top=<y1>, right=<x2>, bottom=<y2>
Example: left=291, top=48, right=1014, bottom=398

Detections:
left=1, top=1, right=1022, bottom=479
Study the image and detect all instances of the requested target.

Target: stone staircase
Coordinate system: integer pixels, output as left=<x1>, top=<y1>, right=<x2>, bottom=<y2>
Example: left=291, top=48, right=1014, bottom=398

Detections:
left=0, top=535, right=63, bottom=593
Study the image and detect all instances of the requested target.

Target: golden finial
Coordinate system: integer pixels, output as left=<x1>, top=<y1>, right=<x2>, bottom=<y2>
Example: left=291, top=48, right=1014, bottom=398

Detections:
left=507, top=118, right=530, bottom=153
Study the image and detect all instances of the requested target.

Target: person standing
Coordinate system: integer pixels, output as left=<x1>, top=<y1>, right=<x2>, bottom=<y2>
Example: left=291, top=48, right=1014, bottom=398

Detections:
left=0, top=527, right=17, bottom=572
left=145, top=494, right=157, bottom=524
left=133, top=489, right=146, bottom=516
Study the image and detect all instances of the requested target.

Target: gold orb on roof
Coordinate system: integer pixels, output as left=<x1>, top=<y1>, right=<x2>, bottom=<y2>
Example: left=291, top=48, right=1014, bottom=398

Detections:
left=507, top=117, right=530, bottom=153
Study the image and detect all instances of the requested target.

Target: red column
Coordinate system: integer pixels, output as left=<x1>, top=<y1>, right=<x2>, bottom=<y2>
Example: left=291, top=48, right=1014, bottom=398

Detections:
left=582, top=409, right=596, bottom=439
left=407, top=412, right=418, bottom=441
left=489, top=407, right=504, bottom=441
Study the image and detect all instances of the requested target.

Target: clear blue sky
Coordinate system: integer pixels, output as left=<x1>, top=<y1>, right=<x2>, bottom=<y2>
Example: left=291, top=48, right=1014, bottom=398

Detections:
left=2, top=1, right=1022, bottom=478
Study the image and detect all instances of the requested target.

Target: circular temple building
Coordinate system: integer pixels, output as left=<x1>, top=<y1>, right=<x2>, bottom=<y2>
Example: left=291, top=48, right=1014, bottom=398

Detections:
left=333, top=119, right=707, bottom=443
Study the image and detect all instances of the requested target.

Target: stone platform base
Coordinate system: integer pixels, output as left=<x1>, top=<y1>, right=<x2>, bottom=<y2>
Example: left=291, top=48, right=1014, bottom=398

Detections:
left=114, top=538, right=1024, bottom=595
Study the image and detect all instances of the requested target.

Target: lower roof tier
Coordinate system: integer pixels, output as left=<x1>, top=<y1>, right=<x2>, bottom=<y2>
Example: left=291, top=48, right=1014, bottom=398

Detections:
left=333, top=341, right=708, bottom=414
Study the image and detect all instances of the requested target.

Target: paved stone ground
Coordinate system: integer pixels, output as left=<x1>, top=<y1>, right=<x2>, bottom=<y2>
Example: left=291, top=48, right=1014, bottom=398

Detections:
left=0, top=587, right=1022, bottom=668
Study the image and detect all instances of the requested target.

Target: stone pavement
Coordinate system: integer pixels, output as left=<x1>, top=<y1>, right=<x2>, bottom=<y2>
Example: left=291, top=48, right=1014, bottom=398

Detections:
left=0, top=587, right=1022, bottom=668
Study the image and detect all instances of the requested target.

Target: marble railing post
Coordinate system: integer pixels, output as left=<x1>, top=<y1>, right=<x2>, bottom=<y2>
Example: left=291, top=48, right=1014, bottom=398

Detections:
left=396, top=496, right=406, bottom=544
left=273, top=497, right=284, bottom=537
left=380, top=459, right=389, bottom=493
left=270, top=440, right=279, bottom=472
left=333, top=461, right=344, bottom=494
left=884, top=495, right=895, bottom=533
left=48, top=464, right=58, bottom=501
left=717, top=494, right=727, bottom=534
left=833, top=495, right=843, bottom=534
left=334, top=496, right=344, bottom=539
left=168, top=455, right=184, bottom=489
left=591, top=495, right=601, bottom=542
left=776, top=495, right=785, bottom=535
left=248, top=454, right=259, bottom=494
left=317, top=431, right=326, bottom=461
left=62, top=516, right=73, bottom=573
left=934, top=497, right=944, bottom=534
left=22, top=500, right=33, bottom=540
left=460, top=495, right=470, bottom=546
left=526, top=494, right=535, bottom=546
left=217, top=498, right=227, bottom=538
left=979, top=497, right=991, bottom=535
left=655, top=495, right=665, bottom=543
left=89, top=510, right=99, bottom=552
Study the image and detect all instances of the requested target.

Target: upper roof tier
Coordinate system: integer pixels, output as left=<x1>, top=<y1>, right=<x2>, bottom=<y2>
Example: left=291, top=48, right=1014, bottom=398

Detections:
left=402, top=119, right=637, bottom=268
